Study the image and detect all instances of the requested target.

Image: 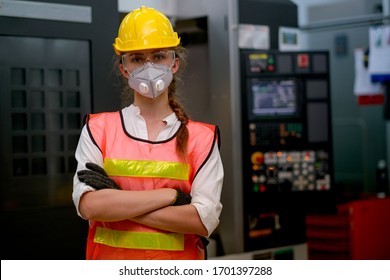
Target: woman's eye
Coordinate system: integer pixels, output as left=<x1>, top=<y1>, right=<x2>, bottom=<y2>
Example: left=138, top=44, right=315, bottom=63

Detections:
left=133, top=56, right=144, bottom=63
left=127, top=55, right=144, bottom=63
left=153, top=53, right=165, bottom=61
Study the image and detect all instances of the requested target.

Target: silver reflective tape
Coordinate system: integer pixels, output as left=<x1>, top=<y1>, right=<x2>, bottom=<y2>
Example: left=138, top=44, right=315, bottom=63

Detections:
left=0, top=0, right=92, bottom=23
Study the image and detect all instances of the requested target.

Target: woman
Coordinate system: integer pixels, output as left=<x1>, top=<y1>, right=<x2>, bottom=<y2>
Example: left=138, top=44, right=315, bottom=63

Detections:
left=72, top=6, right=223, bottom=260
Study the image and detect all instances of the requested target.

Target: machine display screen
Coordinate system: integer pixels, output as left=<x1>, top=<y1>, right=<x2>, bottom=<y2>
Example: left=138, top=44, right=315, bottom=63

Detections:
left=248, top=79, right=298, bottom=119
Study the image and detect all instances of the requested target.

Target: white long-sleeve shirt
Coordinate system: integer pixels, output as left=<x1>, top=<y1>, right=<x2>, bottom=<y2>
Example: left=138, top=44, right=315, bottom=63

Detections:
left=72, top=104, right=223, bottom=236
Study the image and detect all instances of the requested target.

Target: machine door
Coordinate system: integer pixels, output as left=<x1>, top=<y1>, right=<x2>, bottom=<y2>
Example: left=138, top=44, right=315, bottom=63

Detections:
left=0, top=36, right=91, bottom=259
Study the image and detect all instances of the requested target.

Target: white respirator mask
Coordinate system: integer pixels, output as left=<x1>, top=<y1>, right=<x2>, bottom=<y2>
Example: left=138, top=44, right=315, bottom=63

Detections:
left=127, top=62, right=173, bottom=99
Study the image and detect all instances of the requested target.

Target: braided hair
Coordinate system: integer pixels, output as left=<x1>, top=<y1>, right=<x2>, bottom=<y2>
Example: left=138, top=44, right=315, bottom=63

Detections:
left=168, top=46, right=189, bottom=162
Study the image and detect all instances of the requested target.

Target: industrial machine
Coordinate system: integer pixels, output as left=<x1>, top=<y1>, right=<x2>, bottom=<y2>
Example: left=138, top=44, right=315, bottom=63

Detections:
left=0, top=0, right=119, bottom=259
left=240, top=50, right=335, bottom=251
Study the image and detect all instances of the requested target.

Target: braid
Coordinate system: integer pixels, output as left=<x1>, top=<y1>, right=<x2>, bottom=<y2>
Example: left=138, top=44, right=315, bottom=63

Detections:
left=168, top=45, right=190, bottom=162
left=169, top=85, right=189, bottom=162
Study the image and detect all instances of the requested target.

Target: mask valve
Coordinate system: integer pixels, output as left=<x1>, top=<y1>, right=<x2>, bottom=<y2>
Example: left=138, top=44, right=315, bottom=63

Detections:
left=139, top=82, right=149, bottom=94
left=155, top=80, right=165, bottom=91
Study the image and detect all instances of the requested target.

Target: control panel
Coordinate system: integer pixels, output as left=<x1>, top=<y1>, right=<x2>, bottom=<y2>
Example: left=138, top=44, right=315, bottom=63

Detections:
left=249, top=122, right=303, bottom=146
left=240, top=50, right=334, bottom=251
left=250, top=149, right=331, bottom=193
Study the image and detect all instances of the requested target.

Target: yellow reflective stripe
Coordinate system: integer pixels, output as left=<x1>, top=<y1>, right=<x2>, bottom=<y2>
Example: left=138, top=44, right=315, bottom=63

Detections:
left=94, top=227, right=184, bottom=251
left=104, top=159, right=190, bottom=180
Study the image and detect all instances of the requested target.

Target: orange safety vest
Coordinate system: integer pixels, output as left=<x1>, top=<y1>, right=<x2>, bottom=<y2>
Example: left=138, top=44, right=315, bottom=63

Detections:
left=84, top=111, right=219, bottom=260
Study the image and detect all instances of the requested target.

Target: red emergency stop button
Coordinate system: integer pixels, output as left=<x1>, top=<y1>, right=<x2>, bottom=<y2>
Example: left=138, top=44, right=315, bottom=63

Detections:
left=251, top=152, right=264, bottom=165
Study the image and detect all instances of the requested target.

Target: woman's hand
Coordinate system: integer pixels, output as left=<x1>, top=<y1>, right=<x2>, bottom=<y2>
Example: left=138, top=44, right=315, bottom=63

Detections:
left=77, top=162, right=121, bottom=190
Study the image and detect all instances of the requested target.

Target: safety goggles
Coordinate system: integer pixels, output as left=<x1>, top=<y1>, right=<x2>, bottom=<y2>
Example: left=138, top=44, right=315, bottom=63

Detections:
left=122, top=49, right=175, bottom=72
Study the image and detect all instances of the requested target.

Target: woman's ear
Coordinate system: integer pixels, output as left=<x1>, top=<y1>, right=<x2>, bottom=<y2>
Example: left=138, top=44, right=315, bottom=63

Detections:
left=119, top=63, right=129, bottom=78
left=171, top=58, right=180, bottom=74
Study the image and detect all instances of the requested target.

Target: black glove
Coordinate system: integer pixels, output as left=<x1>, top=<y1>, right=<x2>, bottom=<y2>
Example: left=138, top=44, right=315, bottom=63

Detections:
left=77, top=162, right=121, bottom=190
left=171, top=188, right=192, bottom=206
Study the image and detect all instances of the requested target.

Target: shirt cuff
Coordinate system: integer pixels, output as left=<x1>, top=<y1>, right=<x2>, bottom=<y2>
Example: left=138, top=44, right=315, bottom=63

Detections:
left=192, top=202, right=222, bottom=237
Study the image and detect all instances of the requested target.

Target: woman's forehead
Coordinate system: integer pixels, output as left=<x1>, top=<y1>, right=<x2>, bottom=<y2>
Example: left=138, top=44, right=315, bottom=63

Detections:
left=127, top=48, right=171, bottom=55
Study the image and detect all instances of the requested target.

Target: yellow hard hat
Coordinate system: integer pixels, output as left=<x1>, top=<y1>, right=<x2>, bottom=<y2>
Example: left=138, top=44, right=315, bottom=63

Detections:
left=113, top=6, right=181, bottom=55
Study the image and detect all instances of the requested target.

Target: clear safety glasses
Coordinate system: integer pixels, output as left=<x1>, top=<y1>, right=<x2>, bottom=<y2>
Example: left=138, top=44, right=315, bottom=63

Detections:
left=122, top=50, right=175, bottom=72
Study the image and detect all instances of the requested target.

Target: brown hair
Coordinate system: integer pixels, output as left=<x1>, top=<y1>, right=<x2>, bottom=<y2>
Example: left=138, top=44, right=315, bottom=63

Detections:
left=115, top=46, right=190, bottom=162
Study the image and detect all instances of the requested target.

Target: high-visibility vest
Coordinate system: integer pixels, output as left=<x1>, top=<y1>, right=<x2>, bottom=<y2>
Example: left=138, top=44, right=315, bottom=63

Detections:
left=84, top=111, right=219, bottom=259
